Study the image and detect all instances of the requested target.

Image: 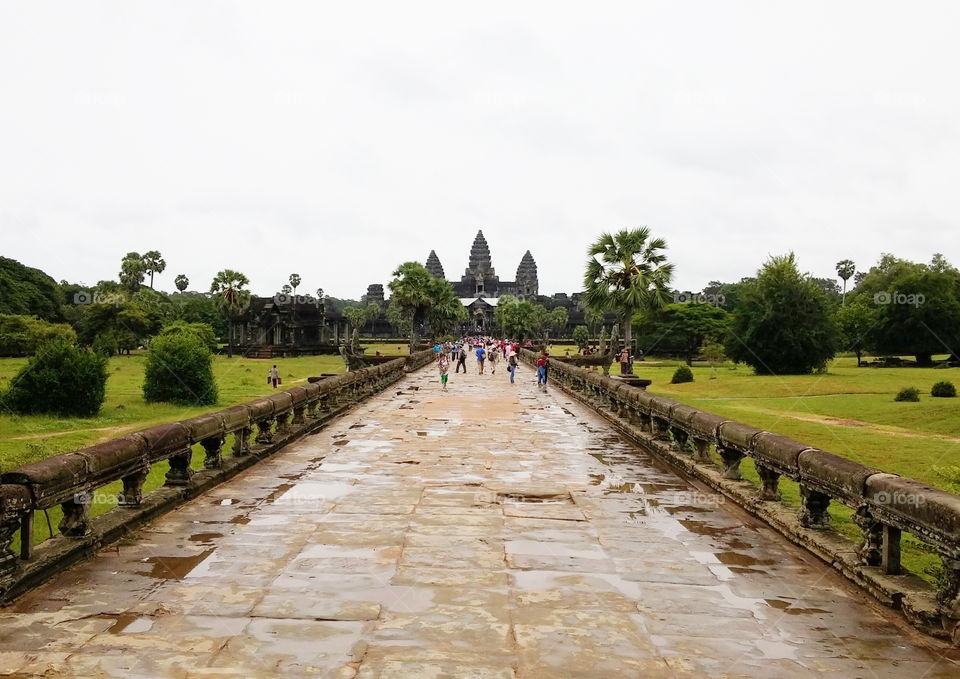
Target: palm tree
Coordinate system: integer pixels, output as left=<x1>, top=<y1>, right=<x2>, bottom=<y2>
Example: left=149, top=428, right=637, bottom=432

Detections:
left=835, top=259, right=856, bottom=305
left=174, top=274, right=189, bottom=292
left=389, top=262, right=434, bottom=351
left=583, top=228, right=673, bottom=374
left=142, top=251, right=166, bottom=289
left=210, top=270, right=251, bottom=357
left=289, top=273, right=301, bottom=296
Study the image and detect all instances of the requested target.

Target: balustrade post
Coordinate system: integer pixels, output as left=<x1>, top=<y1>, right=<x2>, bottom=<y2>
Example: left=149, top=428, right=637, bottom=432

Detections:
left=0, top=516, right=23, bottom=574
left=59, top=495, right=92, bottom=537
left=881, top=525, right=901, bottom=575
left=292, top=405, right=306, bottom=426
left=118, top=468, right=148, bottom=506
left=201, top=435, right=224, bottom=470
left=690, top=438, right=712, bottom=464
left=233, top=427, right=252, bottom=456
left=717, top=446, right=744, bottom=480
left=165, top=449, right=195, bottom=486
left=938, top=557, right=960, bottom=611
left=798, top=486, right=831, bottom=529
left=274, top=411, right=291, bottom=436
left=852, top=505, right=882, bottom=567
left=755, top=464, right=781, bottom=501
left=670, top=427, right=690, bottom=452
left=255, top=418, right=275, bottom=444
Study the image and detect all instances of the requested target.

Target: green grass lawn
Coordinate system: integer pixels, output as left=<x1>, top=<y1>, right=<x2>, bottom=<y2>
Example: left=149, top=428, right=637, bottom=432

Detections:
left=621, top=354, right=960, bottom=582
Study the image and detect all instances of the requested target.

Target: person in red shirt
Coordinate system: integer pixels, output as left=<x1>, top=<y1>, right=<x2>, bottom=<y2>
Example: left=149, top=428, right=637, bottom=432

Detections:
left=536, top=351, right=550, bottom=391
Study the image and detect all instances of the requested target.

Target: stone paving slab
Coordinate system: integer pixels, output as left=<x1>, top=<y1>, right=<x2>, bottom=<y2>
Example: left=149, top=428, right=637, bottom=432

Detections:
left=1, top=366, right=959, bottom=677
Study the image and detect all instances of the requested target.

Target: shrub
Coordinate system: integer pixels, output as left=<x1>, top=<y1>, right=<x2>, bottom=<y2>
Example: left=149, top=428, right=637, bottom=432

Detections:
left=0, top=314, right=76, bottom=357
left=0, top=339, right=108, bottom=416
left=894, top=387, right=920, bottom=402
left=143, top=331, right=218, bottom=405
left=157, top=321, right=218, bottom=352
left=671, top=365, right=694, bottom=384
left=931, top=381, right=957, bottom=398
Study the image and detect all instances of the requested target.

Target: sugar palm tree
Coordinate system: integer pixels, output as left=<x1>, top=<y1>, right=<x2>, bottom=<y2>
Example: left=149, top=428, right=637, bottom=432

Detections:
left=835, top=259, right=855, bottom=305
left=210, top=269, right=251, bottom=357
left=583, top=228, right=673, bottom=374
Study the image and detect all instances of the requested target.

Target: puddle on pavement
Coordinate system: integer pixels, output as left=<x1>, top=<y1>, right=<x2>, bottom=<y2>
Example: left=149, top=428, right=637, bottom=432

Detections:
left=263, top=483, right=295, bottom=503
left=754, top=638, right=800, bottom=660
left=498, top=491, right=573, bottom=505
left=349, top=423, right=366, bottom=429
left=333, top=440, right=350, bottom=446
left=765, top=598, right=830, bottom=615
left=137, top=549, right=215, bottom=579
left=217, top=498, right=242, bottom=506
left=106, top=614, right=155, bottom=634
left=188, top=532, right=223, bottom=544
left=273, top=481, right=353, bottom=502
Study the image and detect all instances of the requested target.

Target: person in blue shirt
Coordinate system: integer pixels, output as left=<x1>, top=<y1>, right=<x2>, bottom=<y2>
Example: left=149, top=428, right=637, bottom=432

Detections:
left=475, top=345, right=486, bottom=374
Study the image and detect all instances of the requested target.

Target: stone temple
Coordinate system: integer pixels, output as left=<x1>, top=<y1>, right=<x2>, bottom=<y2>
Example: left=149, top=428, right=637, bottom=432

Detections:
left=418, top=230, right=540, bottom=331
left=428, top=230, right=539, bottom=299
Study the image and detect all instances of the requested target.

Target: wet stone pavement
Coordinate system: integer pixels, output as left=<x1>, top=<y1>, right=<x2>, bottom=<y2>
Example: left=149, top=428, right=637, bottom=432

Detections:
left=1, top=366, right=959, bottom=678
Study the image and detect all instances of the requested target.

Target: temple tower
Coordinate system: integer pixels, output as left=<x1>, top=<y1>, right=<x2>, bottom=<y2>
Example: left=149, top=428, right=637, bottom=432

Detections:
left=425, top=250, right=445, bottom=279
left=461, top=230, right=497, bottom=296
left=515, top=250, right=539, bottom=298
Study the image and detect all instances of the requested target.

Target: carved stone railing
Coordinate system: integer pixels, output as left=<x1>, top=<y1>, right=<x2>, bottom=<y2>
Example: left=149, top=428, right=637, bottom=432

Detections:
left=0, top=349, right=435, bottom=602
left=523, top=349, right=960, bottom=643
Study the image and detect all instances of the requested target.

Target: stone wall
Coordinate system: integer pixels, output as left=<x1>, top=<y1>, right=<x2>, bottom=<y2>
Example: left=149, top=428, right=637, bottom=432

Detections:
left=0, top=349, right=436, bottom=604
left=523, top=350, right=960, bottom=643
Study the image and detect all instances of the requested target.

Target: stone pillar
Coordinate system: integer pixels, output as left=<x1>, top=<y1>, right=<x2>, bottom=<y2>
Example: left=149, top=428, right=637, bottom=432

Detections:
left=118, top=469, right=148, bottom=506
left=852, top=506, right=883, bottom=567
left=274, top=411, right=291, bottom=436
left=717, top=446, right=744, bottom=480
left=755, top=464, right=781, bottom=501
left=881, top=524, right=901, bottom=575
left=798, top=486, right=831, bottom=529
left=58, top=495, right=92, bottom=537
left=255, top=419, right=275, bottom=444
left=938, top=557, right=960, bottom=610
left=233, top=427, right=252, bottom=456
left=670, top=427, right=689, bottom=452
left=292, top=405, right=306, bottom=426
left=690, top=438, right=712, bottom=464
left=165, top=449, right=195, bottom=487
left=201, top=436, right=225, bottom=470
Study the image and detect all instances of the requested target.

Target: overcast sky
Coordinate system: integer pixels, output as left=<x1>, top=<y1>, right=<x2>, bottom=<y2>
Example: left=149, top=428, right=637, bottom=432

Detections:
left=1, top=1, right=958, bottom=299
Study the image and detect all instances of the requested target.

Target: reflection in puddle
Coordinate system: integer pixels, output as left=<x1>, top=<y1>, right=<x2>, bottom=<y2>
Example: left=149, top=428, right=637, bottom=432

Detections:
left=137, top=549, right=215, bottom=579
left=107, top=615, right=154, bottom=634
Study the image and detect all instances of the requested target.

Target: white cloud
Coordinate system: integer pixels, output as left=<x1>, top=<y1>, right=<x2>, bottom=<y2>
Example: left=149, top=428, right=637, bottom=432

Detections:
left=1, top=1, right=958, bottom=298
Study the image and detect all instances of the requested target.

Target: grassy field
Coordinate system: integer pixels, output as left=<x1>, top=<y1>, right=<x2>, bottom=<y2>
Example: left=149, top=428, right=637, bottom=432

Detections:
left=565, top=350, right=960, bottom=581
left=0, top=344, right=409, bottom=550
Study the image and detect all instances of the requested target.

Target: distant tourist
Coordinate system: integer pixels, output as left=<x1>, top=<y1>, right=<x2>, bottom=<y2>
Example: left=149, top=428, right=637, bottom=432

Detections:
left=536, top=351, right=550, bottom=390
left=507, top=349, right=518, bottom=384
left=476, top=344, right=486, bottom=374
left=437, top=353, right=450, bottom=391
left=488, top=343, right=499, bottom=374
left=456, top=345, right=467, bottom=373
left=268, top=364, right=280, bottom=389
left=617, top=346, right=631, bottom=375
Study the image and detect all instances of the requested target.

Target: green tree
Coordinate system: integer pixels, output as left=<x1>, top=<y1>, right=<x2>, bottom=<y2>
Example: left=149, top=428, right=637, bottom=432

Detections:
left=119, top=252, right=146, bottom=294
left=725, top=254, right=838, bottom=374
left=584, top=307, right=604, bottom=337
left=834, top=301, right=878, bottom=366
left=1, top=339, right=108, bottom=417
left=548, top=307, right=569, bottom=339
left=495, top=295, right=542, bottom=341
left=639, top=303, right=730, bottom=366
left=343, top=305, right=367, bottom=333
left=0, top=257, right=65, bottom=321
left=142, top=250, right=166, bottom=289
left=583, top=227, right=673, bottom=374
left=289, top=273, right=301, bottom=295
left=174, top=274, right=189, bottom=292
left=143, top=331, right=218, bottom=406
left=0, top=315, right=76, bottom=357
left=852, top=254, right=960, bottom=365
left=572, top=325, right=589, bottom=350
left=364, top=302, right=381, bottom=334
left=210, top=270, right=251, bottom=358
left=836, top=259, right=856, bottom=305
left=387, top=262, right=464, bottom=348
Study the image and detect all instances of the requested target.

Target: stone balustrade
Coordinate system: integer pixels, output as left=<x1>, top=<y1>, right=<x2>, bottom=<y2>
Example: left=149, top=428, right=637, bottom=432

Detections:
left=0, top=349, right=435, bottom=602
left=523, top=349, right=960, bottom=642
